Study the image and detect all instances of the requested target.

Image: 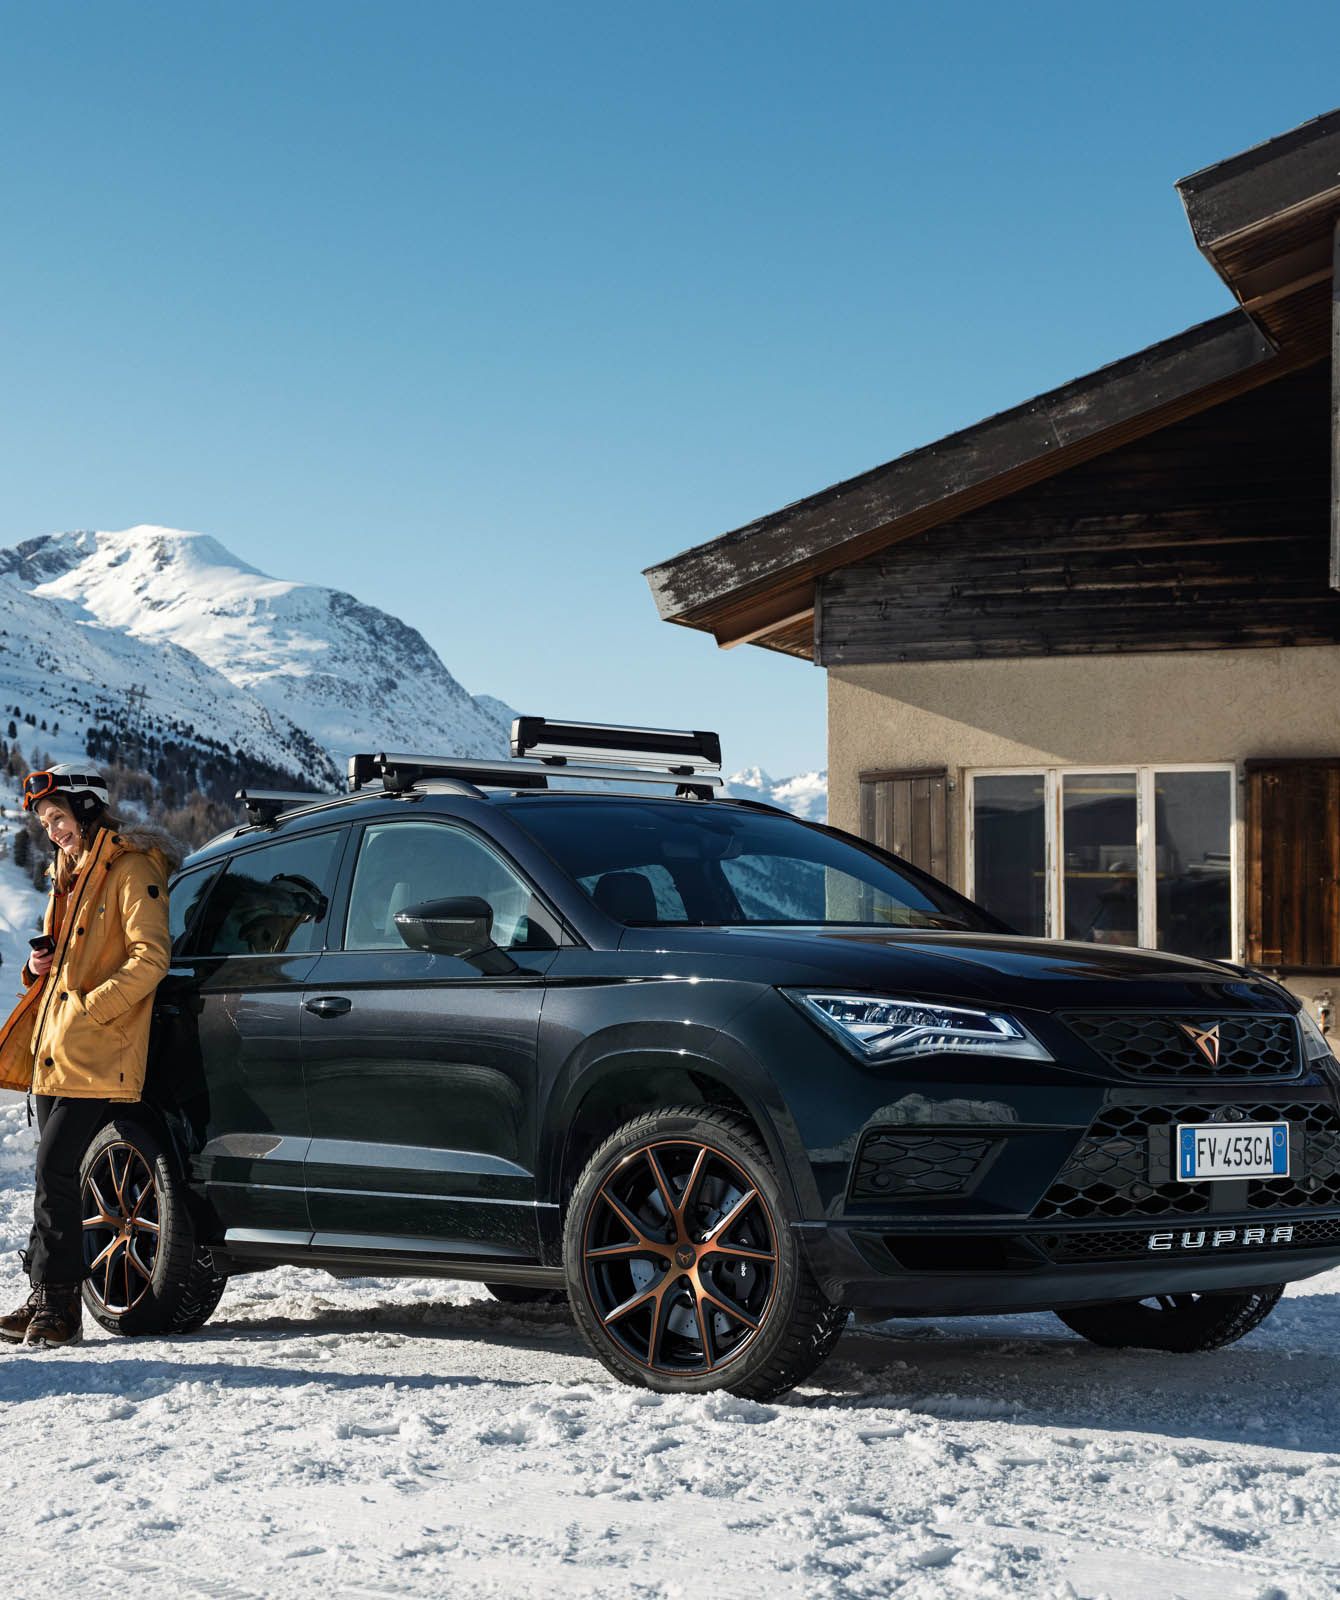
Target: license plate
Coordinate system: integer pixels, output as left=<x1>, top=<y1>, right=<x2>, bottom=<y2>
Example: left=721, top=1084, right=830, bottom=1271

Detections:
left=1176, top=1122, right=1290, bottom=1181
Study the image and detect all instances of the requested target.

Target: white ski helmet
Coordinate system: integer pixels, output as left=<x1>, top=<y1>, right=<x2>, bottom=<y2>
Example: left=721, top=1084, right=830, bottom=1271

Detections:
left=23, top=763, right=111, bottom=824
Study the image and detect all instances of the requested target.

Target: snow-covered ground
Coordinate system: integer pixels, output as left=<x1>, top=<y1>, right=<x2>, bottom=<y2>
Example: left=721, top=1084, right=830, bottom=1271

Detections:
left=0, top=1085, right=1336, bottom=1599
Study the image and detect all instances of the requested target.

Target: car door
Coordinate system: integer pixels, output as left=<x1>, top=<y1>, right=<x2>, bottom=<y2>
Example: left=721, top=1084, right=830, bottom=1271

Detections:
left=300, top=816, right=560, bottom=1260
left=159, top=827, right=348, bottom=1247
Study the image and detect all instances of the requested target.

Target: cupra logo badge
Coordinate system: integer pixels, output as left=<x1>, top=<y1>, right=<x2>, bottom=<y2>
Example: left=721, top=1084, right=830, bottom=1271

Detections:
left=1179, top=1021, right=1221, bottom=1066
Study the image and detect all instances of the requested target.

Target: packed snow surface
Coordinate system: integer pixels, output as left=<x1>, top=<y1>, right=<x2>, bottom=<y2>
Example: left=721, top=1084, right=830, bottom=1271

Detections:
left=0, top=1079, right=1336, bottom=1596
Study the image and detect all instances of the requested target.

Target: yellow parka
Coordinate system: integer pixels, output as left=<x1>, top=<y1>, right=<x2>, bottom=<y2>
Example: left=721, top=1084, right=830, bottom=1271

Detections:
left=0, top=824, right=178, bottom=1102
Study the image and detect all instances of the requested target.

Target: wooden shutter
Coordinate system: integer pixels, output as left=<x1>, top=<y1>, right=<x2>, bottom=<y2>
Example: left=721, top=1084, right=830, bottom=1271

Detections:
left=859, top=768, right=948, bottom=879
left=1245, top=759, right=1340, bottom=970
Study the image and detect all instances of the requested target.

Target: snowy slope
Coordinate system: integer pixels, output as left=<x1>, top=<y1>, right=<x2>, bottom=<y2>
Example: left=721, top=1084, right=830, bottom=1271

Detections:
left=0, top=1086, right=1337, bottom=1597
left=0, top=567, right=334, bottom=783
left=1, top=526, right=513, bottom=778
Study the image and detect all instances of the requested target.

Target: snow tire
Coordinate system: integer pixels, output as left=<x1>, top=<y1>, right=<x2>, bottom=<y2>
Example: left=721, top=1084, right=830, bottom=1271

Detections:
left=1055, top=1285, right=1284, bottom=1352
left=79, top=1115, right=227, bottom=1338
left=564, top=1105, right=848, bottom=1400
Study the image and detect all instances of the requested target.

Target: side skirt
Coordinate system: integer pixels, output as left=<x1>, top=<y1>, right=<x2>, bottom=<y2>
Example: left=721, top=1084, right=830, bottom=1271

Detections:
left=209, top=1229, right=565, bottom=1288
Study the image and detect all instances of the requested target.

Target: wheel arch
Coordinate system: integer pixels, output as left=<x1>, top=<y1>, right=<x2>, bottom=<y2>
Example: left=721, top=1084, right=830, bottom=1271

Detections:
left=542, top=1044, right=814, bottom=1220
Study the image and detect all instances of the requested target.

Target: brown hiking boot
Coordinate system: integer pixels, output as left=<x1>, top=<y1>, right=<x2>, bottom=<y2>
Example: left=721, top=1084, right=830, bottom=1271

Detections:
left=0, top=1286, right=40, bottom=1344
left=22, top=1284, right=83, bottom=1348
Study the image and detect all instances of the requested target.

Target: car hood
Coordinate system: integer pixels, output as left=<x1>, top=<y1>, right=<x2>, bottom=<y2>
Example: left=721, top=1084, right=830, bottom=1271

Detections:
left=619, top=926, right=1293, bottom=1014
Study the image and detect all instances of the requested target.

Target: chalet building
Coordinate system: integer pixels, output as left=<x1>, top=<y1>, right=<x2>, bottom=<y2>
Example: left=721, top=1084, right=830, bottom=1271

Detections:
left=645, top=109, right=1340, bottom=1015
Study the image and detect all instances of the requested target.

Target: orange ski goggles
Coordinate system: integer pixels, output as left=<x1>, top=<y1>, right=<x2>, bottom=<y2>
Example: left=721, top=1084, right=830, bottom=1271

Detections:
left=22, top=770, right=106, bottom=811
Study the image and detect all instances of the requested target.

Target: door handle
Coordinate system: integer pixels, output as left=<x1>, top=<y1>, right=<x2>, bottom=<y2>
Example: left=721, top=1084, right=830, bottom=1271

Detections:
left=305, top=996, right=352, bottom=1018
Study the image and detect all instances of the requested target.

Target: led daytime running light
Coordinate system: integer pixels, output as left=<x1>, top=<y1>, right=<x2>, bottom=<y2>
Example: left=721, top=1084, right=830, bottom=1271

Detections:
left=790, top=992, right=1052, bottom=1064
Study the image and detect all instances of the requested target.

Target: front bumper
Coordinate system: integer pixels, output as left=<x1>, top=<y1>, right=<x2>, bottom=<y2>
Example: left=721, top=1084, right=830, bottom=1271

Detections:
left=797, top=1211, right=1340, bottom=1316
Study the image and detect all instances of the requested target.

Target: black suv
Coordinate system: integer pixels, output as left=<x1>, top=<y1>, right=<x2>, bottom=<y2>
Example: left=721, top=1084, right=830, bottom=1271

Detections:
left=78, top=720, right=1340, bottom=1399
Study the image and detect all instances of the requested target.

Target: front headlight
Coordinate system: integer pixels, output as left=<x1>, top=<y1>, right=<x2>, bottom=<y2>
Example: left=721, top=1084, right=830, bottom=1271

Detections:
left=1298, top=1009, right=1337, bottom=1066
left=786, top=991, right=1052, bottom=1064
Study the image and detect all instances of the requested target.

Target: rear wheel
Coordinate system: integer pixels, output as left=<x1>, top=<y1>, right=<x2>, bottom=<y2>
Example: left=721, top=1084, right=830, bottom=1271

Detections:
left=79, top=1116, right=227, bottom=1337
left=564, top=1106, right=848, bottom=1399
left=1055, top=1286, right=1284, bottom=1352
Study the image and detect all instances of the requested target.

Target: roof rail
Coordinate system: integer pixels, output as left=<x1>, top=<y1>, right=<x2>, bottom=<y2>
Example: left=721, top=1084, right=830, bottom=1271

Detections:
left=235, top=789, right=340, bottom=827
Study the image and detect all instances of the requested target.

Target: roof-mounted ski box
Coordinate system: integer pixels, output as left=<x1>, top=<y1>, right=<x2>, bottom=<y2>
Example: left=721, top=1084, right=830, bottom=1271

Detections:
left=510, top=716, right=721, bottom=774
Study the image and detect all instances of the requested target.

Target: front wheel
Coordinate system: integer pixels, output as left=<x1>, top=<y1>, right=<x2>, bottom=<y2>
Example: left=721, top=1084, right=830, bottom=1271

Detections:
left=564, top=1106, right=848, bottom=1400
left=1055, top=1286, right=1284, bottom=1352
left=79, top=1116, right=228, bottom=1337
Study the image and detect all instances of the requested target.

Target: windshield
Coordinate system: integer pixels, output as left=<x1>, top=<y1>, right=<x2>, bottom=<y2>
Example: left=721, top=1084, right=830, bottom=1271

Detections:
left=499, top=799, right=997, bottom=930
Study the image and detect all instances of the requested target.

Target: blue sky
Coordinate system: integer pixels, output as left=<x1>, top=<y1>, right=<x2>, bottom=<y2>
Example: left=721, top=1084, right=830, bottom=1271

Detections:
left=2, top=2, right=1337, bottom=775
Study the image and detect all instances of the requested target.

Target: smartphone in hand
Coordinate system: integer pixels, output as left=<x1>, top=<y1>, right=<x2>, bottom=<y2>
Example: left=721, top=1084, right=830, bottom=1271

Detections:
left=28, top=935, right=55, bottom=956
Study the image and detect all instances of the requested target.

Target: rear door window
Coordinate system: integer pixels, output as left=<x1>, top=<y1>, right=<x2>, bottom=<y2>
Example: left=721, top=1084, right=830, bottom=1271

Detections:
left=169, top=864, right=222, bottom=955
left=194, top=831, right=344, bottom=956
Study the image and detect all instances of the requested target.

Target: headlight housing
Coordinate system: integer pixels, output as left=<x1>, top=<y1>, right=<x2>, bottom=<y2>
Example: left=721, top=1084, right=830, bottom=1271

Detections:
left=786, top=991, right=1052, bottom=1064
left=1298, top=1009, right=1337, bottom=1066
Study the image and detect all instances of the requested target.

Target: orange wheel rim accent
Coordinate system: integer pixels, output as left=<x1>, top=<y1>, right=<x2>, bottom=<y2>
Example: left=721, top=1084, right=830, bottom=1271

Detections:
left=581, top=1139, right=778, bottom=1377
left=82, top=1143, right=159, bottom=1314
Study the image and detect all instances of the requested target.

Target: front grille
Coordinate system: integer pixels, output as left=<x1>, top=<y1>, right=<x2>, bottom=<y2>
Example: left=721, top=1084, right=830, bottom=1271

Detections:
left=1032, top=1100, right=1340, bottom=1222
left=851, top=1132, right=999, bottom=1202
left=1061, top=1012, right=1299, bottom=1081
left=1037, top=1215, right=1340, bottom=1263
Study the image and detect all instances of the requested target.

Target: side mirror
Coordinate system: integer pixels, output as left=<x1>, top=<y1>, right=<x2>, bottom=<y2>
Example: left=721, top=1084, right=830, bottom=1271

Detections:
left=393, top=896, right=517, bottom=974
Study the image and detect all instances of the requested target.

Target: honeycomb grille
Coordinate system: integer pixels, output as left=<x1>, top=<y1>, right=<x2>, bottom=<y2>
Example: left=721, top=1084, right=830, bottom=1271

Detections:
left=850, top=1132, right=998, bottom=1202
left=1061, top=1012, right=1299, bottom=1080
left=1032, top=1100, right=1340, bottom=1221
left=1037, top=1215, right=1340, bottom=1262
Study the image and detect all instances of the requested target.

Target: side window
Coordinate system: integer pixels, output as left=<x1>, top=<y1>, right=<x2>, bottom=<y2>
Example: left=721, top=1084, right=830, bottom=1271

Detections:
left=345, top=821, right=553, bottom=952
left=195, top=831, right=342, bottom=957
left=169, top=865, right=221, bottom=955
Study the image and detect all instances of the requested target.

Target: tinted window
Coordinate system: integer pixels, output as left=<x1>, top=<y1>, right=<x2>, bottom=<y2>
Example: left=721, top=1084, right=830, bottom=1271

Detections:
left=502, top=799, right=993, bottom=929
left=195, top=831, right=342, bottom=956
left=345, top=821, right=553, bottom=952
left=169, top=865, right=220, bottom=955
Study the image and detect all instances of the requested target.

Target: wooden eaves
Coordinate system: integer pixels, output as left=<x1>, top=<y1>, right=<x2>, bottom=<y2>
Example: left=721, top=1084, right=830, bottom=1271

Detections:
left=647, top=106, right=1340, bottom=658
left=644, top=312, right=1301, bottom=659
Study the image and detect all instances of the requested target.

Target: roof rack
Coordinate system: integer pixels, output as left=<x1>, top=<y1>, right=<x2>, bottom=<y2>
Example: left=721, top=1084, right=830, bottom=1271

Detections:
left=348, top=718, right=724, bottom=800
left=235, top=789, right=341, bottom=827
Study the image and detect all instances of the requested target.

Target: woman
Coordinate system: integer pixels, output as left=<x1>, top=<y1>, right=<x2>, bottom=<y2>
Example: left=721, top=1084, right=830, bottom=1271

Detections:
left=0, top=765, right=179, bottom=1348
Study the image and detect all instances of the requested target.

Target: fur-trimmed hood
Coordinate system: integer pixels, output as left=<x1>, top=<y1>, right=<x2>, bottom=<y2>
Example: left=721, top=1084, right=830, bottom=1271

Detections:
left=115, top=822, right=187, bottom=876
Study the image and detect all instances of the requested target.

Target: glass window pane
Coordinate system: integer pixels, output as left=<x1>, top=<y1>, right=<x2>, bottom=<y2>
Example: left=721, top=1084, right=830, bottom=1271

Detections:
left=972, top=775, right=1046, bottom=936
left=197, top=831, right=342, bottom=956
left=1062, top=772, right=1138, bottom=946
left=169, top=865, right=220, bottom=955
left=345, top=821, right=549, bottom=951
left=502, top=798, right=991, bottom=929
left=1155, top=771, right=1232, bottom=960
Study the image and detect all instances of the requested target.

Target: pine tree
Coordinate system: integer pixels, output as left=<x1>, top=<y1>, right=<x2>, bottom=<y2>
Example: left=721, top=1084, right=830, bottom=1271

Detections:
left=13, top=829, right=29, bottom=868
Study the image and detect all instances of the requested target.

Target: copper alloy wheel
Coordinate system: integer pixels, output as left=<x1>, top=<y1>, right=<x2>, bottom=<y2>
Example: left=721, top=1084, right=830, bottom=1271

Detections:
left=82, top=1142, right=161, bottom=1314
left=581, top=1138, right=779, bottom=1377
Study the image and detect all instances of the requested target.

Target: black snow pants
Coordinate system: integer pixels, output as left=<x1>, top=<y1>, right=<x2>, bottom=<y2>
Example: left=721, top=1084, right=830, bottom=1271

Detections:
left=25, top=1095, right=116, bottom=1285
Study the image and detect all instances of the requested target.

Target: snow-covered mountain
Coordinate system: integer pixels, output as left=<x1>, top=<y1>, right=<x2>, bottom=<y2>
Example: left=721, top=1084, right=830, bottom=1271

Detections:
left=726, top=765, right=828, bottom=823
left=0, top=525, right=825, bottom=817
left=0, top=527, right=513, bottom=788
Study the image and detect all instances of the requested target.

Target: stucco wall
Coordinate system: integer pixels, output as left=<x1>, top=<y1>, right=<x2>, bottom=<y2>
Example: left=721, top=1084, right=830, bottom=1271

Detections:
left=828, top=644, right=1340, bottom=1016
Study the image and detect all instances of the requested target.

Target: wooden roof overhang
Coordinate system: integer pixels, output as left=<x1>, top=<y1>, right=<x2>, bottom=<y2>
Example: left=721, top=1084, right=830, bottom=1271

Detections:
left=1176, top=108, right=1340, bottom=354
left=647, top=108, right=1340, bottom=660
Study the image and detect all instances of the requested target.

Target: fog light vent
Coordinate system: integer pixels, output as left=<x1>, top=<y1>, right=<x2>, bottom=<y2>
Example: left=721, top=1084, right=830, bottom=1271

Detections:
left=851, top=1131, right=999, bottom=1202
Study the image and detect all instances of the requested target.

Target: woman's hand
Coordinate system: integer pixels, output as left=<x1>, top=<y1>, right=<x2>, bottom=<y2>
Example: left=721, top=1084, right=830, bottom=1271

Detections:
left=28, top=948, right=54, bottom=978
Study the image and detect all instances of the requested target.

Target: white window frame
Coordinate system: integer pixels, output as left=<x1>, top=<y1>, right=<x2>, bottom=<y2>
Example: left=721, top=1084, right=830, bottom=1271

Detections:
left=965, top=763, right=1240, bottom=959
